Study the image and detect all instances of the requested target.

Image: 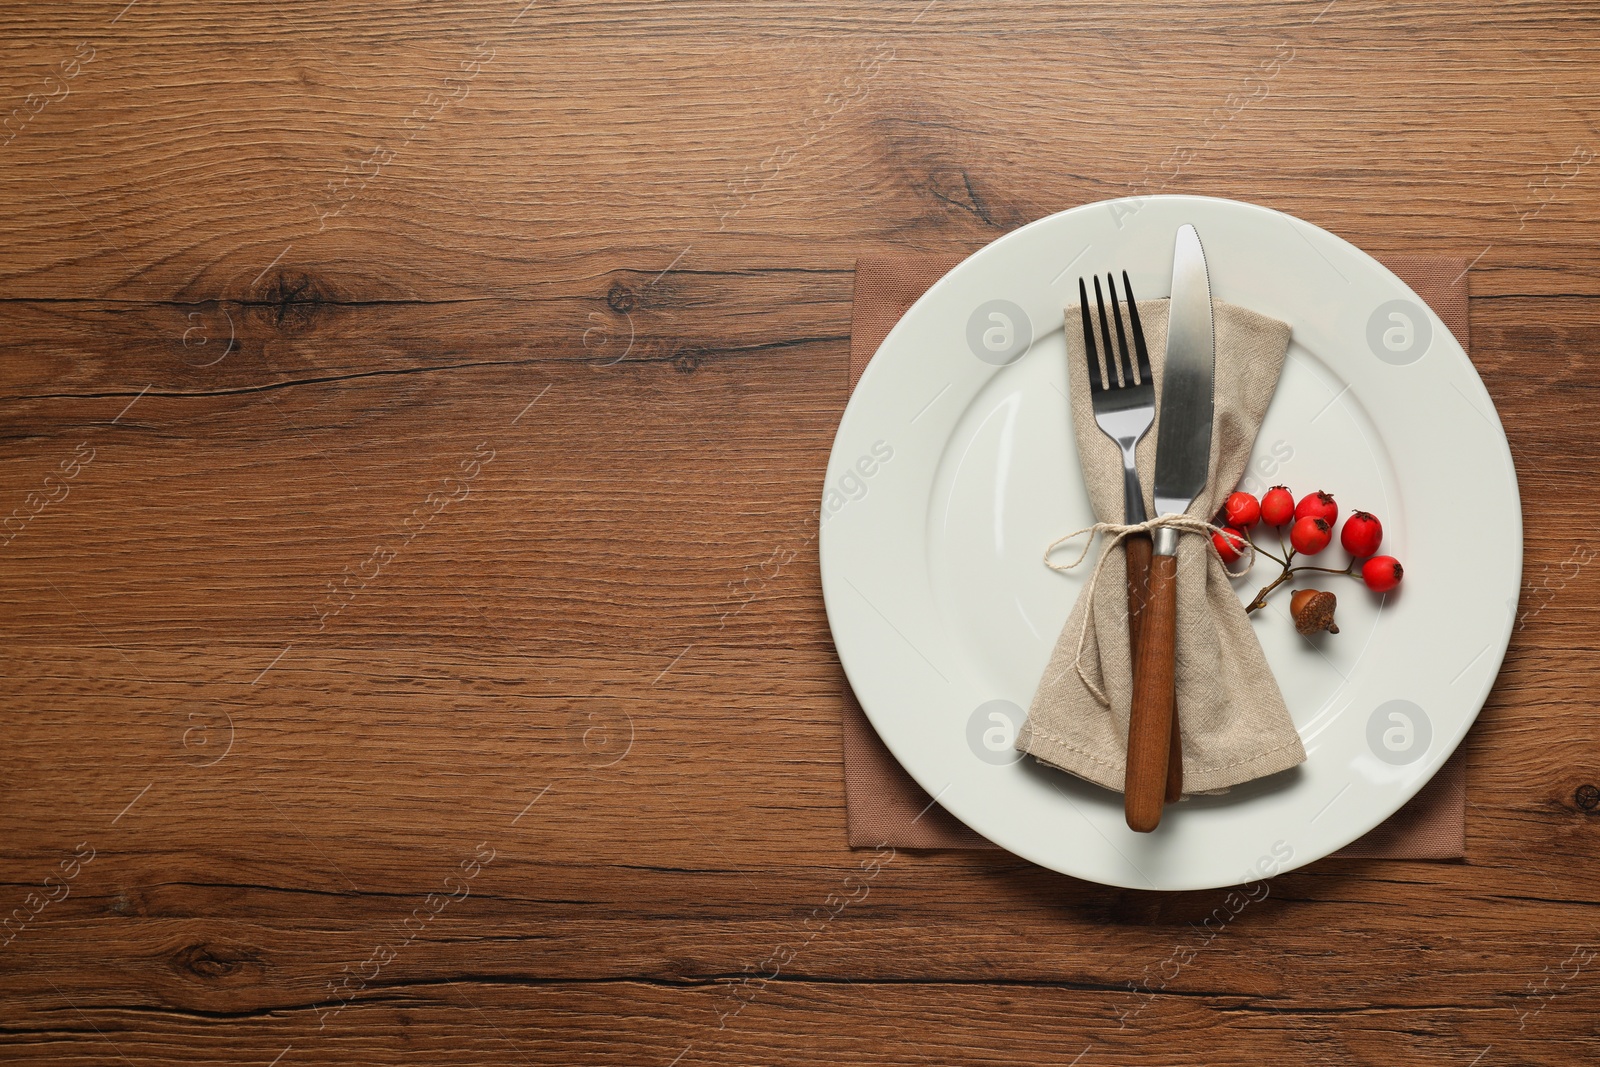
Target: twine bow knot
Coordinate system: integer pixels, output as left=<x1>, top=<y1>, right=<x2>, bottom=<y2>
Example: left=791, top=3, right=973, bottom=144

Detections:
left=1043, top=515, right=1253, bottom=705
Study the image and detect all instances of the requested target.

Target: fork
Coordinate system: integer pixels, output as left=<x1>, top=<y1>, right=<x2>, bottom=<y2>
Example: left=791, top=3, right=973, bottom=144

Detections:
left=1078, top=272, right=1182, bottom=801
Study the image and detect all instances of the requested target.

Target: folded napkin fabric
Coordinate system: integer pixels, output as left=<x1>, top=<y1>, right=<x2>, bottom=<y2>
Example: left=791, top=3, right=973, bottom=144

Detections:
left=1017, top=300, right=1307, bottom=794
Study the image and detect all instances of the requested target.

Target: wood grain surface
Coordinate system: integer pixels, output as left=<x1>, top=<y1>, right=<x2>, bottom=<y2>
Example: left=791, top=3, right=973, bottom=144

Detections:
left=2, top=1, right=1599, bottom=1064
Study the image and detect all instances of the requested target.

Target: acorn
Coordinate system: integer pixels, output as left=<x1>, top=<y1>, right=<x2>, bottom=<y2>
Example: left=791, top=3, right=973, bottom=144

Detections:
left=1289, top=588, right=1339, bottom=635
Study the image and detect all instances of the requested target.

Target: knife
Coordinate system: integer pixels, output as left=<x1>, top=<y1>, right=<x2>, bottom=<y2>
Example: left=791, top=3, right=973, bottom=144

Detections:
left=1124, top=223, right=1215, bottom=833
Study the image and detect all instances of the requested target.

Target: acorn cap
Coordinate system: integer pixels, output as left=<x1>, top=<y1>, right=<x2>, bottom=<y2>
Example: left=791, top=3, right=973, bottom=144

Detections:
left=1289, top=588, right=1339, bottom=635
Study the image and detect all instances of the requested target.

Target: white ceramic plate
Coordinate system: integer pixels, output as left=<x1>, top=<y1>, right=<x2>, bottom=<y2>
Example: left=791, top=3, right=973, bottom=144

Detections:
left=820, top=195, right=1519, bottom=891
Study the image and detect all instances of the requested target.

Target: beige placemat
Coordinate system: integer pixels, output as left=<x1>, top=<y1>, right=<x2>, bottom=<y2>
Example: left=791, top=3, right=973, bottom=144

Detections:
left=840, top=252, right=1471, bottom=860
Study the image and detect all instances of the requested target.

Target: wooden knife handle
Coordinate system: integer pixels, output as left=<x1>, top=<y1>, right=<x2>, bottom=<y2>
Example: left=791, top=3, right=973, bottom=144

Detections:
left=1125, top=532, right=1180, bottom=802
left=1126, top=551, right=1177, bottom=833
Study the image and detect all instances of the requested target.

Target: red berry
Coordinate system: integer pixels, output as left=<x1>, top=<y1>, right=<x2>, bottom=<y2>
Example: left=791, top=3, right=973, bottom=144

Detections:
left=1260, top=485, right=1295, bottom=527
left=1212, top=526, right=1248, bottom=564
left=1223, top=491, right=1261, bottom=529
left=1294, top=490, right=1338, bottom=526
left=1289, top=516, right=1332, bottom=555
left=1361, top=555, right=1404, bottom=592
left=1340, top=511, right=1383, bottom=558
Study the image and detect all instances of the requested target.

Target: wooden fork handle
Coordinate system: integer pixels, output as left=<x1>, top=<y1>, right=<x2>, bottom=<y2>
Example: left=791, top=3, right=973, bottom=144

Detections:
left=1124, top=531, right=1151, bottom=663
left=1125, top=550, right=1177, bottom=833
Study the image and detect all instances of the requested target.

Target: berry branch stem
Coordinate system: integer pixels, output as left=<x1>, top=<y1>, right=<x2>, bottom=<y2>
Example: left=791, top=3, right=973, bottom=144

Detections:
left=1246, top=530, right=1288, bottom=568
left=1241, top=550, right=1357, bottom=615
left=1244, top=567, right=1294, bottom=613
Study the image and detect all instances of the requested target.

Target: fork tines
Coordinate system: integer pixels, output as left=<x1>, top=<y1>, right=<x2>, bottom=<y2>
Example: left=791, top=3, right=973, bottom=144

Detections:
left=1078, top=272, right=1152, bottom=394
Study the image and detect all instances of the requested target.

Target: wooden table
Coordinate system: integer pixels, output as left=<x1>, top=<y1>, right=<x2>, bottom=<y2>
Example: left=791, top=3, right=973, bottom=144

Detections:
left=2, top=2, right=1596, bottom=1064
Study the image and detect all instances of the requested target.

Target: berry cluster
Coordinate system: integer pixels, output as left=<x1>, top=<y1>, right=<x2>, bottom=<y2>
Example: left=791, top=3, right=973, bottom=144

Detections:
left=1211, top=486, right=1404, bottom=635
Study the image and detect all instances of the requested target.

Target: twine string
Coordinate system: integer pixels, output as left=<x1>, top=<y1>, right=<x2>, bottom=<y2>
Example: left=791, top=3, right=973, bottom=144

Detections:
left=1043, top=515, right=1253, bottom=706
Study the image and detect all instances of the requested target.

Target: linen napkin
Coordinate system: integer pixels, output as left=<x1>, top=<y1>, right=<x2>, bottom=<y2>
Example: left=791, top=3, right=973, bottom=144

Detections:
left=1016, top=299, right=1304, bottom=793
left=841, top=253, right=1472, bottom=859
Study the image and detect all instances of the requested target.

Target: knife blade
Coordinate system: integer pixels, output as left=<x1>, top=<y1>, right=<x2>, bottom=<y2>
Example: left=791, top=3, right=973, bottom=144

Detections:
left=1124, top=223, right=1215, bottom=833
